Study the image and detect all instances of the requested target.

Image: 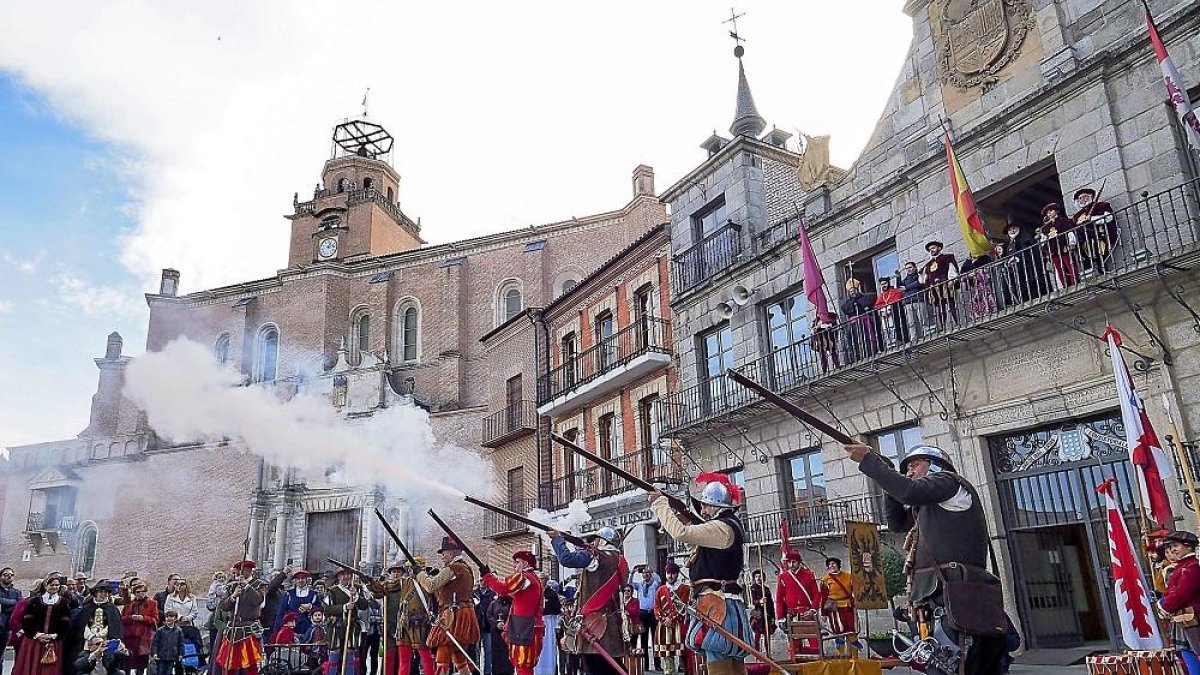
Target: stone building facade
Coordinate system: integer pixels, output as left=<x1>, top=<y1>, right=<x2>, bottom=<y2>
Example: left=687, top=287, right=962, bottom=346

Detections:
left=656, top=0, right=1200, bottom=652
left=0, top=120, right=666, bottom=587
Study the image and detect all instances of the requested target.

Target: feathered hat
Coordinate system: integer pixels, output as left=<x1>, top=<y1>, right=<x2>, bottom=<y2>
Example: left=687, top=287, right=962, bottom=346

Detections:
left=691, top=472, right=744, bottom=510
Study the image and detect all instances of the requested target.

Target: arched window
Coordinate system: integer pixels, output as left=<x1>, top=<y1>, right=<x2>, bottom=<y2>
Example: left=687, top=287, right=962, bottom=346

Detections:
left=348, top=306, right=370, bottom=364
left=395, top=299, right=421, bottom=363
left=387, top=187, right=395, bottom=203
left=496, top=280, right=523, bottom=325
left=254, top=326, right=279, bottom=383
left=356, top=314, right=370, bottom=353
left=214, top=333, right=231, bottom=365
left=561, top=279, right=578, bottom=296
left=337, top=177, right=350, bottom=193
left=74, top=523, right=98, bottom=576
left=363, top=177, right=373, bottom=190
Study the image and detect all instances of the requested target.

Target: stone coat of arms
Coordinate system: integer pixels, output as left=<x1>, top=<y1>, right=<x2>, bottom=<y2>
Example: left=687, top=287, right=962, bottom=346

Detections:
left=936, top=0, right=1034, bottom=89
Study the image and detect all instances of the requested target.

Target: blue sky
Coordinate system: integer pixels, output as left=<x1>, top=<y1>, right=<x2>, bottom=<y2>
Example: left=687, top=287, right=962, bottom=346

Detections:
left=0, top=74, right=149, bottom=448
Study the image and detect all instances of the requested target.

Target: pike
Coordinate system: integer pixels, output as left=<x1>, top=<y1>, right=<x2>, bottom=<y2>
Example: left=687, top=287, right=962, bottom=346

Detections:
left=549, top=433, right=701, bottom=523
left=373, top=509, right=479, bottom=673
left=462, top=495, right=590, bottom=547
left=726, top=369, right=856, bottom=444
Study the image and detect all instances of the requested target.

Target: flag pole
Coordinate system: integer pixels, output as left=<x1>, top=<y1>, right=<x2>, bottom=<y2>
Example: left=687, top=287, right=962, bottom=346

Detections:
left=1162, top=394, right=1200, bottom=531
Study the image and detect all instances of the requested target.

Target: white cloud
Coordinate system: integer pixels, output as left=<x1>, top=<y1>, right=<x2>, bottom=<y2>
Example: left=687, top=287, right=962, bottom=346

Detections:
left=0, top=2, right=912, bottom=295
left=54, top=274, right=145, bottom=318
left=2, top=250, right=45, bottom=275
left=0, top=300, right=13, bottom=314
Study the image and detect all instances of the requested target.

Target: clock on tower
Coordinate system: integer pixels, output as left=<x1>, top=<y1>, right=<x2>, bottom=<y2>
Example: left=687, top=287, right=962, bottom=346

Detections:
left=317, top=236, right=339, bottom=260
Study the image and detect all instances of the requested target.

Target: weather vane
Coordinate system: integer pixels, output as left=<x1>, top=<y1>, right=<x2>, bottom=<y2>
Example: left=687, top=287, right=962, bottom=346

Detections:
left=723, top=7, right=746, bottom=57
left=361, top=87, right=371, bottom=119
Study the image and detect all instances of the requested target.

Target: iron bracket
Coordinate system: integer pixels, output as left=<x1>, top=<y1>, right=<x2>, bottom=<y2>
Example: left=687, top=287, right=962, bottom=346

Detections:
left=871, top=364, right=915, bottom=419
left=1155, top=264, right=1200, bottom=336
left=1033, top=302, right=1158, bottom=371
left=1106, top=280, right=1173, bottom=365
left=730, top=423, right=772, bottom=465
left=902, top=353, right=950, bottom=421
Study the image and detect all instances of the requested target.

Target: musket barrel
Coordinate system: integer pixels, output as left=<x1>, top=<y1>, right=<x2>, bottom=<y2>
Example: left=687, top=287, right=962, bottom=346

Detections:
left=462, top=494, right=589, bottom=547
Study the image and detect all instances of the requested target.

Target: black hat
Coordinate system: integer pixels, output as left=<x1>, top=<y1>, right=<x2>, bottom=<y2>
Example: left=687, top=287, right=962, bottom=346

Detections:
left=925, top=240, right=944, bottom=252
left=825, top=557, right=842, bottom=567
left=1164, top=531, right=1199, bottom=548
left=1074, top=188, right=1097, bottom=200
left=437, top=536, right=464, bottom=553
left=1004, top=221, right=1022, bottom=232
left=1041, top=202, right=1063, bottom=217
left=89, top=580, right=112, bottom=596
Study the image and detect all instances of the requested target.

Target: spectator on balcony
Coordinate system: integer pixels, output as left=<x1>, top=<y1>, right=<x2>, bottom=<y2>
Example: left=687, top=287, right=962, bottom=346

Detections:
left=957, top=250, right=998, bottom=319
left=628, top=567, right=660, bottom=672
left=121, top=583, right=158, bottom=675
left=840, top=279, right=877, bottom=362
left=998, top=220, right=1043, bottom=304
left=811, top=313, right=839, bottom=374
left=774, top=553, right=823, bottom=658
left=1039, top=203, right=1078, bottom=289
left=899, top=262, right=926, bottom=339
left=2, top=567, right=22, bottom=662
left=747, top=569, right=774, bottom=653
left=1071, top=187, right=1118, bottom=275
left=921, top=241, right=959, bottom=328
left=873, top=277, right=908, bottom=345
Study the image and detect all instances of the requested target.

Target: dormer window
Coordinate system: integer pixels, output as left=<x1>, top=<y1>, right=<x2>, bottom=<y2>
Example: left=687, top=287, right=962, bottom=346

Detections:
left=320, top=216, right=341, bottom=230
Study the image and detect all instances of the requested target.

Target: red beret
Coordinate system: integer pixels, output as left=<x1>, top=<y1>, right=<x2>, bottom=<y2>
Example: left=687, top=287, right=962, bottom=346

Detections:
left=784, top=552, right=803, bottom=562
left=232, top=560, right=257, bottom=570
left=512, top=551, right=537, bottom=567
left=291, top=569, right=311, bottom=579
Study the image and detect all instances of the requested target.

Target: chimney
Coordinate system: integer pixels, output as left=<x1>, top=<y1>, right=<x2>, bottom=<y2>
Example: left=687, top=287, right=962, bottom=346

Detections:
left=87, top=332, right=129, bottom=437
left=160, top=268, right=180, bottom=296
left=632, top=165, right=655, bottom=198
left=105, top=331, right=123, bottom=359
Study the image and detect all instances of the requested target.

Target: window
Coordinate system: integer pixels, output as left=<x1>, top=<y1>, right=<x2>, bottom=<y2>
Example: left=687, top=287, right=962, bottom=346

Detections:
left=496, top=281, right=523, bottom=325
left=563, top=428, right=584, bottom=473
left=638, top=394, right=666, bottom=466
left=505, top=289, right=522, bottom=321
left=363, top=177, right=373, bottom=190
left=74, top=523, right=98, bottom=576
left=725, top=466, right=746, bottom=500
left=337, top=177, right=350, bottom=193
left=560, top=332, right=578, bottom=389
left=633, top=284, right=654, bottom=348
left=595, top=311, right=615, bottom=371
left=396, top=300, right=420, bottom=363
left=784, top=449, right=827, bottom=512
left=506, top=466, right=525, bottom=511
left=254, top=326, right=279, bottom=383
left=214, top=333, right=230, bottom=366
left=692, top=195, right=729, bottom=240
left=506, top=375, right=523, bottom=432
left=765, top=291, right=813, bottom=384
left=320, top=216, right=341, bottom=230
left=700, top=323, right=735, bottom=407
left=387, top=186, right=395, bottom=202
left=844, top=244, right=899, bottom=298
left=875, top=424, right=925, bottom=465
left=598, top=413, right=616, bottom=493
left=31, top=486, right=77, bottom=531
left=561, top=279, right=578, bottom=295
left=356, top=313, right=370, bottom=353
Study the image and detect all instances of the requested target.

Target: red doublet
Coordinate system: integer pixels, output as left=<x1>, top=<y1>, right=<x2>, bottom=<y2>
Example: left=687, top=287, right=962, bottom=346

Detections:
left=483, top=570, right=544, bottom=675
left=775, top=568, right=824, bottom=617
left=1163, top=555, right=1200, bottom=614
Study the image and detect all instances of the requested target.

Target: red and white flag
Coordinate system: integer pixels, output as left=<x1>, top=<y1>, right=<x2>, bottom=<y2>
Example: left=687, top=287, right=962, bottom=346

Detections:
left=1104, top=326, right=1174, bottom=527
left=1097, top=478, right=1163, bottom=649
left=1146, top=5, right=1200, bottom=151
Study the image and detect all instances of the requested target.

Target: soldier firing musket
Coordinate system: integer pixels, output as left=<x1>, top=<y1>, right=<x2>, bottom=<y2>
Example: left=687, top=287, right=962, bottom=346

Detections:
left=420, top=511, right=483, bottom=675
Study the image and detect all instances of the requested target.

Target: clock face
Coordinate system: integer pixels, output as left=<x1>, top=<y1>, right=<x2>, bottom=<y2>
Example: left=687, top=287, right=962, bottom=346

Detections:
left=318, top=237, right=338, bottom=259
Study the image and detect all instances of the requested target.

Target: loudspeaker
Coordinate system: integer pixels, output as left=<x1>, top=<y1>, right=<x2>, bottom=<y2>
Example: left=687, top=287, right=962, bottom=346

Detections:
left=715, top=301, right=735, bottom=319
left=731, top=285, right=754, bottom=306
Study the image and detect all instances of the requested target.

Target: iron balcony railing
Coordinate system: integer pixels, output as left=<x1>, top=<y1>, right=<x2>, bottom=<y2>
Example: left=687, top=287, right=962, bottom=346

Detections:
left=547, top=447, right=682, bottom=510
left=538, top=317, right=671, bottom=404
left=484, top=497, right=532, bottom=539
left=743, top=495, right=885, bottom=544
left=481, top=401, right=538, bottom=448
left=25, top=512, right=76, bottom=533
left=672, top=222, right=744, bottom=295
left=659, top=179, right=1200, bottom=436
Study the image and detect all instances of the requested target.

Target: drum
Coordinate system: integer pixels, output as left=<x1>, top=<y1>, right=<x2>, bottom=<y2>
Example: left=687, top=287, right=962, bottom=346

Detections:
left=1086, top=650, right=1183, bottom=675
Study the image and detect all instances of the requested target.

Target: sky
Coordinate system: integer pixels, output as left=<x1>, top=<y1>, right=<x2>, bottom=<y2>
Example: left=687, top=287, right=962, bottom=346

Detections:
left=0, top=2, right=913, bottom=450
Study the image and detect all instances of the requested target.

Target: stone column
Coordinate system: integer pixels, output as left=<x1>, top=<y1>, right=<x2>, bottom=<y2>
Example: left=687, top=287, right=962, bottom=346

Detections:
left=362, top=503, right=378, bottom=574
left=272, top=504, right=291, bottom=570
left=247, top=503, right=266, bottom=563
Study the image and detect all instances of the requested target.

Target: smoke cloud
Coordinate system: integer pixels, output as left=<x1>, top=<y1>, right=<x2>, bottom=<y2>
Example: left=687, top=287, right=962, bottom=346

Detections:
left=123, top=338, right=491, bottom=504
left=528, top=499, right=591, bottom=535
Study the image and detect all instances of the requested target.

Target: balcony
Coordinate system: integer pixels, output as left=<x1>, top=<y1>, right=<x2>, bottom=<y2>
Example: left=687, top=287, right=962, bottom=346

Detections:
left=537, top=317, right=672, bottom=417
left=672, top=222, right=744, bottom=296
left=659, top=179, right=1200, bottom=438
left=743, top=495, right=885, bottom=544
left=25, top=512, right=76, bottom=533
left=546, top=447, right=683, bottom=510
left=484, top=497, right=532, bottom=539
left=481, top=401, right=538, bottom=448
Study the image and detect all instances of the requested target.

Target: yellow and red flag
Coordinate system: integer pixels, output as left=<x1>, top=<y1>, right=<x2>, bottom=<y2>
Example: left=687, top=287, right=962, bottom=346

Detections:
left=944, top=133, right=993, bottom=258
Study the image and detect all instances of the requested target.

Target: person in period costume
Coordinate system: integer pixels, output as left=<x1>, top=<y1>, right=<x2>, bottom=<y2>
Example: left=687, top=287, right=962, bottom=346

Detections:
left=847, top=444, right=1006, bottom=675
left=275, top=571, right=323, bottom=640
left=921, top=241, right=959, bottom=328
left=272, top=612, right=300, bottom=645
left=956, top=251, right=997, bottom=319
left=1160, top=531, right=1200, bottom=657
left=819, top=558, right=862, bottom=654
left=619, top=587, right=643, bottom=675
left=649, top=473, right=753, bottom=675
left=810, top=313, right=839, bottom=374
left=1155, top=533, right=1200, bottom=675
left=481, top=551, right=544, bottom=675
left=652, top=563, right=690, bottom=675
left=774, top=553, right=823, bottom=658
left=546, top=526, right=628, bottom=675
left=326, top=568, right=370, bottom=675
left=120, top=583, right=158, bottom=675
left=14, top=575, right=72, bottom=675
left=67, top=583, right=124, bottom=675
left=1070, top=187, right=1117, bottom=274
left=301, top=609, right=330, bottom=670
left=418, top=537, right=482, bottom=675
left=840, top=279, right=877, bottom=362
left=1038, top=203, right=1078, bottom=290
left=998, top=220, right=1045, bottom=304
left=746, top=570, right=773, bottom=653
left=215, top=560, right=266, bottom=675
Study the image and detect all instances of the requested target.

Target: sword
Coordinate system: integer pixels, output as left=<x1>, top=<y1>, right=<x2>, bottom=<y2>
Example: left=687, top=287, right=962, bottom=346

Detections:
left=563, top=615, right=631, bottom=675
left=372, top=509, right=479, bottom=673
left=669, top=592, right=788, bottom=673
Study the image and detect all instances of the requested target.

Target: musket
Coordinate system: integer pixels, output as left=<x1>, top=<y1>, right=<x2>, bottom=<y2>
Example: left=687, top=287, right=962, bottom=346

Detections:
left=669, top=592, right=789, bottom=674
left=726, top=369, right=856, bottom=445
left=549, top=433, right=701, bottom=524
left=462, top=494, right=589, bottom=547
left=374, top=509, right=479, bottom=673
left=326, top=557, right=375, bottom=584
left=426, top=509, right=487, bottom=570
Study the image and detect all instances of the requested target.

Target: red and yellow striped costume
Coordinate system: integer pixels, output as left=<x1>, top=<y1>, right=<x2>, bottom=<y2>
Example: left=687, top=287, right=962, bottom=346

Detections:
left=216, top=633, right=264, bottom=675
left=483, top=568, right=544, bottom=675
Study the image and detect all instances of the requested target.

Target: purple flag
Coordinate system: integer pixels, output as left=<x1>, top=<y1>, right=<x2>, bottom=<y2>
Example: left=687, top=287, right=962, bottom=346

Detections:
left=798, top=217, right=832, bottom=321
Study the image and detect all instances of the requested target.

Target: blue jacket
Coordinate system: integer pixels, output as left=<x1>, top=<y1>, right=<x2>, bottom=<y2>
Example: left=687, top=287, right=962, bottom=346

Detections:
left=0, top=584, right=21, bottom=631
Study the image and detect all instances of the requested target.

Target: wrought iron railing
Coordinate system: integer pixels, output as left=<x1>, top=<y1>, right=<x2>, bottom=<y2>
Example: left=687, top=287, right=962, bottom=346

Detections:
left=743, top=495, right=884, bottom=543
left=672, top=222, right=744, bottom=295
left=538, top=317, right=671, bottom=404
left=547, top=447, right=682, bottom=510
left=484, top=497, right=532, bottom=538
left=25, top=512, right=76, bottom=533
left=481, top=401, right=538, bottom=448
left=660, top=179, right=1200, bottom=436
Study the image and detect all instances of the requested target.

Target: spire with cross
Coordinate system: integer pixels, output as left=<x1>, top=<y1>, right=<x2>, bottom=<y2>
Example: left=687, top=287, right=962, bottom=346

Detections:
left=723, top=7, right=747, bottom=57
left=723, top=7, right=765, bottom=137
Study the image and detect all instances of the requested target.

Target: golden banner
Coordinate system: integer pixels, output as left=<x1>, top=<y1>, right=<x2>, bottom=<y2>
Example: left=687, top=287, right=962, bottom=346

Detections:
left=845, top=520, right=889, bottom=610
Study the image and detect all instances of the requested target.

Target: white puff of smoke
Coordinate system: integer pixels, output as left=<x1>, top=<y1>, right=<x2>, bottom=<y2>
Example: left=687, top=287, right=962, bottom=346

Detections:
left=123, top=338, right=491, bottom=504
left=527, top=499, right=591, bottom=536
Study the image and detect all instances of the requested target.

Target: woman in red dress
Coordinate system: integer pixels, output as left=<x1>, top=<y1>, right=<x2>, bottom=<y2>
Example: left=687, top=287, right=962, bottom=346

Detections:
left=121, top=582, right=159, bottom=675
left=13, top=574, right=70, bottom=675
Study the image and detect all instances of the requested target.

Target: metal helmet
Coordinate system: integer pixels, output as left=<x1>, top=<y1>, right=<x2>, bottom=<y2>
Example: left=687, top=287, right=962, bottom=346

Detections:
left=691, top=472, right=744, bottom=509
left=898, top=445, right=956, bottom=474
left=589, top=526, right=621, bottom=546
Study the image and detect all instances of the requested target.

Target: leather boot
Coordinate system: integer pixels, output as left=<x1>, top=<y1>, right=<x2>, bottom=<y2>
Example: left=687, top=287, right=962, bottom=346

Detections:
left=704, top=659, right=732, bottom=675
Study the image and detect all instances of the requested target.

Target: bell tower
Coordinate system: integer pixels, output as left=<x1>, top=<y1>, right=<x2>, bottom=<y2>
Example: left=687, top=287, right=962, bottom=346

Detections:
left=287, top=118, right=424, bottom=267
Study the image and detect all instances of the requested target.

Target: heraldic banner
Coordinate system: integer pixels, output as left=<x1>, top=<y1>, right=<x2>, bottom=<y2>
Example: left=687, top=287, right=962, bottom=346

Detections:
left=845, top=520, right=888, bottom=611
